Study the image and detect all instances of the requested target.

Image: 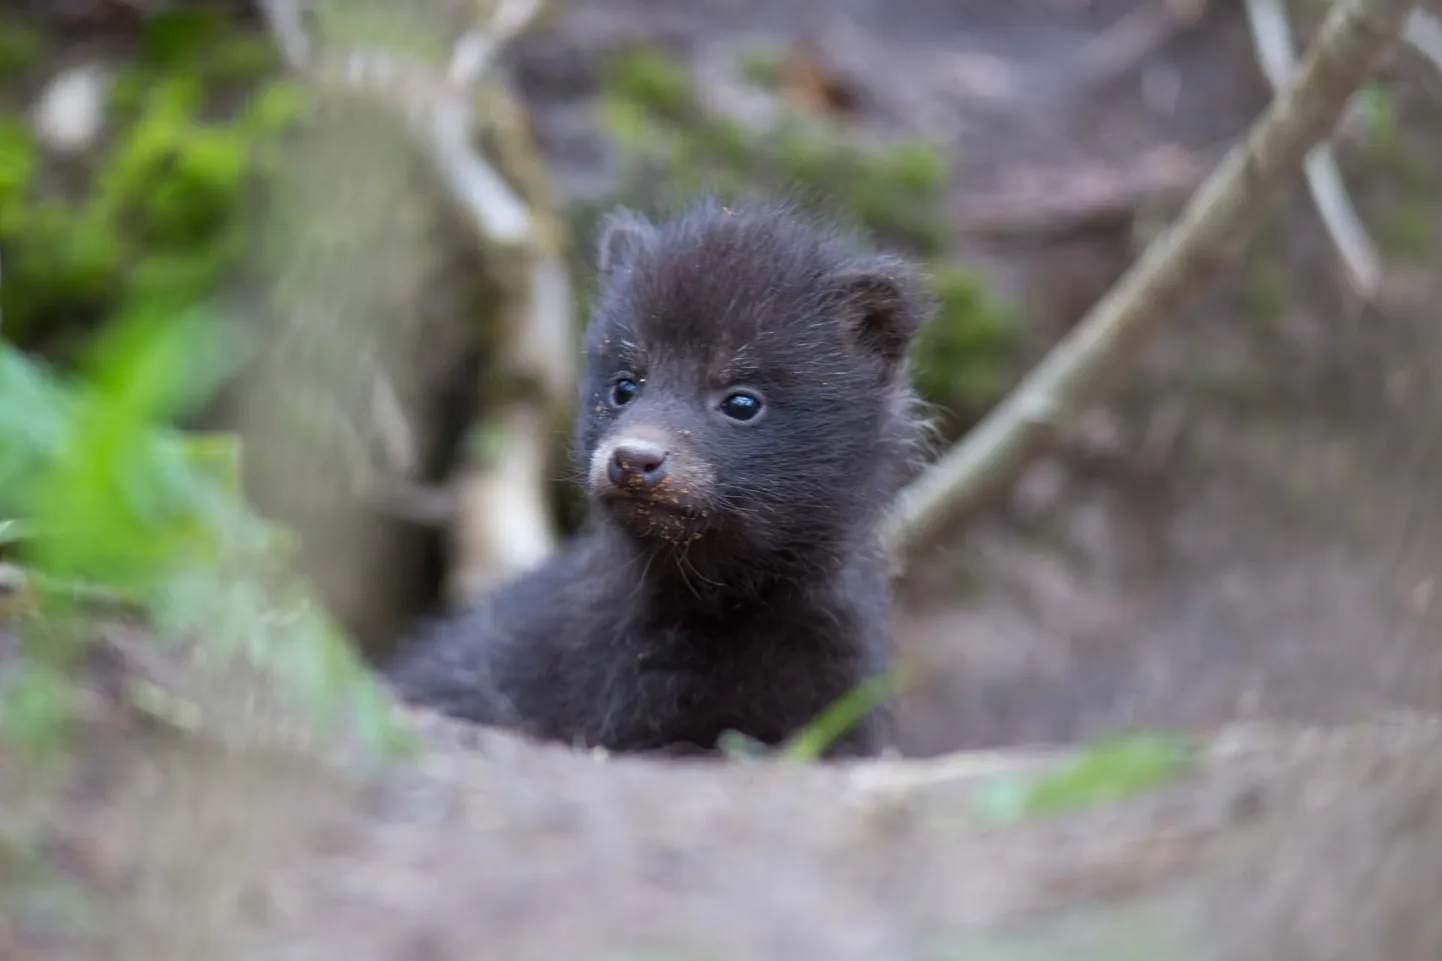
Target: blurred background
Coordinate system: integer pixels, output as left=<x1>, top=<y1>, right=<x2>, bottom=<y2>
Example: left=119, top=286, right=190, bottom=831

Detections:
left=4, top=0, right=1442, bottom=761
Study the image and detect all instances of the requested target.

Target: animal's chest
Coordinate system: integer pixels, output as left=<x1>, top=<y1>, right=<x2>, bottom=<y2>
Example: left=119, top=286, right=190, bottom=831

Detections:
left=595, top=623, right=843, bottom=751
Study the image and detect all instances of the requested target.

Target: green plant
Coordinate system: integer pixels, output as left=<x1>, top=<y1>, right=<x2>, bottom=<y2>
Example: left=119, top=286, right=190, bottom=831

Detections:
left=0, top=119, right=37, bottom=221
left=1, top=56, right=305, bottom=346
left=736, top=46, right=786, bottom=90
left=0, top=308, right=412, bottom=762
left=911, top=265, right=1022, bottom=418
left=596, top=48, right=959, bottom=249
left=605, top=47, right=698, bottom=122
left=714, top=668, right=909, bottom=762
left=970, top=731, right=1199, bottom=824
left=782, top=668, right=908, bottom=762
left=0, top=16, right=46, bottom=81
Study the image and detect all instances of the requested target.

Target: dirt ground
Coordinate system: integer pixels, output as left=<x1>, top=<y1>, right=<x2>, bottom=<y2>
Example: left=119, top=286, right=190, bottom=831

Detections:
left=10, top=0, right=1442, bottom=958
left=13, top=684, right=1442, bottom=961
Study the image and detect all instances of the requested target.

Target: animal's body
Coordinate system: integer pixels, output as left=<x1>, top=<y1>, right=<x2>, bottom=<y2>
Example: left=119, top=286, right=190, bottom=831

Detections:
left=386, top=199, right=934, bottom=757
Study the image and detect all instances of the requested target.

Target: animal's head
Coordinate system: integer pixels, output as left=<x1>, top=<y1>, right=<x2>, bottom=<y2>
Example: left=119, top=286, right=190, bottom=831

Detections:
left=574, top=200, right=934, bottom=572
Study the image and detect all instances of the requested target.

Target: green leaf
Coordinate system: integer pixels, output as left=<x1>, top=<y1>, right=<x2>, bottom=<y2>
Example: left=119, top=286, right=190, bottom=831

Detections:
left=782, top=668, right=907, bottom=762
left=138, top=8, right=228, bottom=70
left=2, top=306, right=409, bottom=763
left=716, top=729, right=771, bottom=760
left=971, top=731, right=1199, bottom=824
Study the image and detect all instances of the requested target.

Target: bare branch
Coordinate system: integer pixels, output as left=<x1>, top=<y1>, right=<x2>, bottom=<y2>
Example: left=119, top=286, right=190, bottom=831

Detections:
left=255, top=0, right=311, bottom=70
left=1245, top=0, right=1382, bottom=298
left=882, top=0, right=1422, bottom=566
left=1403, top=9, right=1442, bottom=76
left=427, top=96, right=534, bottom=245
left=448, top=0, right=546, bottom=88
left=257, top=4, right=540, bottom=251
left=360, top=476, right=457, bottom=527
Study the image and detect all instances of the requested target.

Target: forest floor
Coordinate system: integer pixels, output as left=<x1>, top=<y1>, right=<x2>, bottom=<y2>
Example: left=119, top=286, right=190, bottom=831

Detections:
left=8, top=0, right=1442, bottom=958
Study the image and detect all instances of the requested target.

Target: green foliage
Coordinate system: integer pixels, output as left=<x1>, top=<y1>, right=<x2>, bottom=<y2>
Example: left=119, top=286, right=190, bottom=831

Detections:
left=0, top=119, right=37, bottom=221
left=206, top=35, right=282, bottom=88
left=139, top=7, right=229, bottom=69
left=736, top=46, right=786, bottom=91
left=597, top=47, right=955, bottom=251
left=913, top=265, right=1022, bottom=417
left=241, top=80, right=310, bottom=137
left=99, top=93, right=250, bottom=248
left=1354, top=80, right=1439, bottom=261
left=1242, top=260, right=1289, bottom=327
left=138, top=7, right=281, bottom=88
left=0, top=311, right=413, bottom=762
left=1357, top=81, right=1398, bottom=154
left=971, top=731, right=1199, bottom=824
left=0, top=16, right=47, bottom=81
left=782, top=669, right=907, bottom=762
left=1379, top=202, right=1436, bottom=258
left=596, top=93, right=652, bottom=154
left=713, top=668, right=908, bottom=762
left=604, top=47, right=698, bottom=122
left=0, top=22, right=307, bottom=347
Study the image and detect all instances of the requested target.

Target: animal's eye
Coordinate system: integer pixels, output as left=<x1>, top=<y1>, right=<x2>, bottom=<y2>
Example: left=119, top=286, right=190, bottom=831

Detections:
left=610, top=377, right=639, bottom=406
left=719, top=390, right=763, bottom=422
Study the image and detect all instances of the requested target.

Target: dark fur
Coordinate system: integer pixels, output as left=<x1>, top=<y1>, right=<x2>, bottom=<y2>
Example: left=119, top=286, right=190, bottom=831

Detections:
left=385, top=199, right=934, bottom=757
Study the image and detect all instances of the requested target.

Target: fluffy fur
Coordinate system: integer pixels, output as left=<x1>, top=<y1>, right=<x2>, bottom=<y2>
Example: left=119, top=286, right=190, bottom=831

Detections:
left=385, top=199, right=935, bottom=757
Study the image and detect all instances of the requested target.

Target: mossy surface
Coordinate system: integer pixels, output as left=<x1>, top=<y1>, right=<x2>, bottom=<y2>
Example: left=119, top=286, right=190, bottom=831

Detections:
left=0, top=7, right=307, bottom=356
left=0, top=15, right=48, bottom=83
left=590, top=45, right=1023, bottom=429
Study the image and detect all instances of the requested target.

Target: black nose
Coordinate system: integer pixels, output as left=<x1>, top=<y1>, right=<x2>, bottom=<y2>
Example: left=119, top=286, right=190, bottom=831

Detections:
left=608, top=440, right=669, bottom=490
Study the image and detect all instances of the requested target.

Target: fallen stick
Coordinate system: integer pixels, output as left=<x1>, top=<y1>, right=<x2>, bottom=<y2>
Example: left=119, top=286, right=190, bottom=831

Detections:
left=883, top=0, right=1422, bottom=565
left=1244, top=0, right=1382, bottom=298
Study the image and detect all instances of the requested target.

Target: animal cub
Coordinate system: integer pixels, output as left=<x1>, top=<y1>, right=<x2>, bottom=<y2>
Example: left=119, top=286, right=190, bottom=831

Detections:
left=386, top=199, right=934, bottom=757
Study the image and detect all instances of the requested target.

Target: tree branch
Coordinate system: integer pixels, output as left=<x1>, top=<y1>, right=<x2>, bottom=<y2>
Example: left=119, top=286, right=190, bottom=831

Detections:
left=1403, top=9, right=1442, bottom=76
left=254, top=2, right=571, bottom=603
left=1244, top=0, right=1382, bottom=298
left=882, top=0, right=1422, bottom=566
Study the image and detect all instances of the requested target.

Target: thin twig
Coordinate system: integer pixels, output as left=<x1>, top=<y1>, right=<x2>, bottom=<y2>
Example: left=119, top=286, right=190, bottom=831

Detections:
left=258, top=9, right=541, bottom=250
left=882, top=0, right=1422, bottom=565
left=448, top=0, right=545, bottom=88
left=360, top=476, right=456, bottom=527
left=426, top=96, right=533, bottom=245
left=1244, top=0, right=1382, bottom=298
left=255, top=0, right=311, bottom=70
left=1403, top=9, right=1442, bottom=76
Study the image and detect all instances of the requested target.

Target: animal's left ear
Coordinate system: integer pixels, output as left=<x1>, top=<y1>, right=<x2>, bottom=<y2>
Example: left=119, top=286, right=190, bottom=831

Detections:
left=828, top=256, right=934, bottom=370
left=596, top=207, right=656, bottom=279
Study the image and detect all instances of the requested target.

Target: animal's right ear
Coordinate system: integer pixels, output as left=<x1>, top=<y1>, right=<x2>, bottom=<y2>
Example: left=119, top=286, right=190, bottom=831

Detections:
left=826, top=255, right=933, bottom=372
left=596, top=207, right=655, bottom=278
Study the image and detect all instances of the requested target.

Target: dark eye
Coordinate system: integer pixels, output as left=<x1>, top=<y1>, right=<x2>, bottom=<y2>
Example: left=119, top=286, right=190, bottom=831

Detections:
left=610, top=378, right=639, bottom=406
left=719, top=390, right=763, bottom=422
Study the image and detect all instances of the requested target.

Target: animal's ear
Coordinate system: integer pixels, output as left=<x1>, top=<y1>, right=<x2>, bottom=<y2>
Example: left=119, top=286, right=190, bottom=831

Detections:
left=827, top=256, right=933, bottom=370
left=596, top=207, right=655, bottom=278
